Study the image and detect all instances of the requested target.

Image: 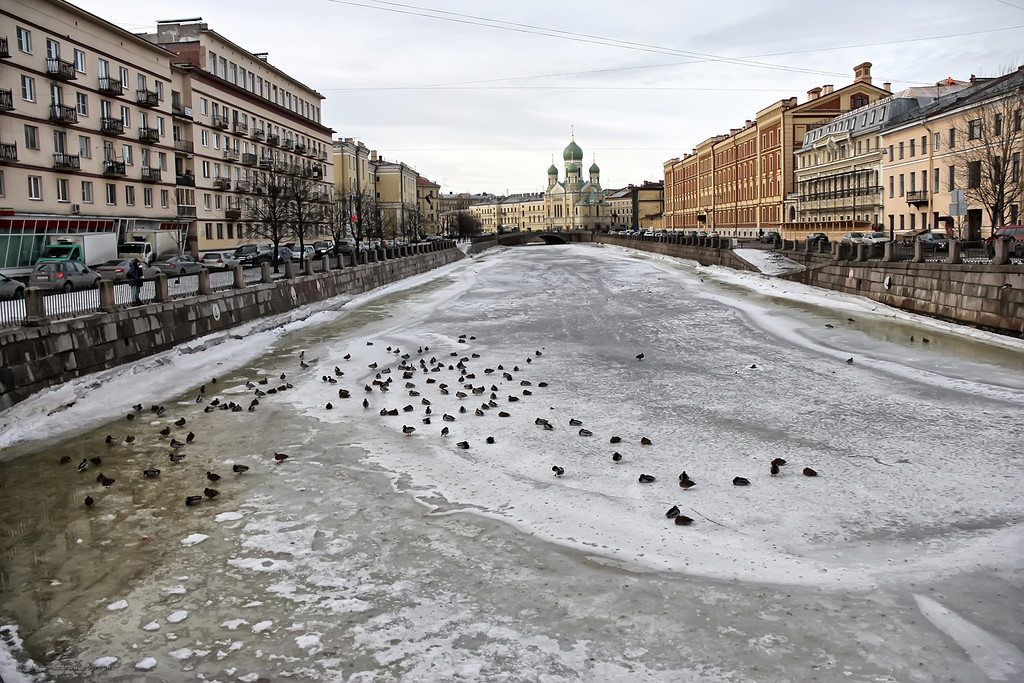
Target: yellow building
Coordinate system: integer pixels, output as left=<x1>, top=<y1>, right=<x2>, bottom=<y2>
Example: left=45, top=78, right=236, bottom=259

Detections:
left=369, top=153, right=418, bottom=240
left=416, top=176, right=440, bottom=236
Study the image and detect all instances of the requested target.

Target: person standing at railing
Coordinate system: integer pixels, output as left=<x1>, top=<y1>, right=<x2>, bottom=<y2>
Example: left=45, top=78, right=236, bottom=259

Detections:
left=127, top=259, right=143, bottom=305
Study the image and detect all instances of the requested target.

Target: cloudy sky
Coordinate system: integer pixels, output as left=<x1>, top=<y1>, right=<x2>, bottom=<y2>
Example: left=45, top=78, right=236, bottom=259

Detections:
left=74, top=0, right=1024, bottom=194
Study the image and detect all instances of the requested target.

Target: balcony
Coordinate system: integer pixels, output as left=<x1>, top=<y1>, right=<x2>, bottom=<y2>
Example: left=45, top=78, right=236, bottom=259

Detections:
left=46, top=57, right=76, bottom=80
left=53, top=153, right=81, bottom=171
left=0, top=36, right=9, bottom=59
left=138, top=127, right=160, bottom=143
left=171, top=102, right=192, bottom=119
left=137, top=89, right=159, bottom=107
left=252, top=129, right=265, bottom=141
left=233, top=121, right=248, bottom=135
left=0, top=142, right=18, bottom=163
left=173, top=139, right=194, bottom=155
left=258, top=156, right=274, bottom=169
left=100, top=117, right=125, bottom=135
left=49, top=103, right=78, bottom=125
left=266, top=134, right=280, bottom=146
left=211, top=114, right=229, bottom=129
left=234, top=180, right=251, bottom=192
left=241, top=153, right=257, bottom=166
left=318, top=150, right=328, bottom=161
left=225, top=208, right=242, bottom=219
left=213, top=177, right=231, bottom=190
left=176, top=173, right=196, bottom=187
left=140, top=166, right=161, bottom=182
left=294, top=143, right=307, bottom=155
left=281, top=138, right=295, bottom=150
left=177, top=205, right=197, bottom=218
left=223, top=149, right=239, bottom=161
left=103, top=160, right=126, bottom=176
left=311, top=166, right=323, bottom=178
left=98, top=77, right=122, bottom=96
left=0, top=88, right=12, bottom=112
left=906, top=190, right=929, bottom=206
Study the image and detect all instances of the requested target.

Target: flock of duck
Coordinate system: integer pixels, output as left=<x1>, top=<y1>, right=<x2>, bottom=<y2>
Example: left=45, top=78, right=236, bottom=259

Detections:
left=67, top=331, right=821, bottom=524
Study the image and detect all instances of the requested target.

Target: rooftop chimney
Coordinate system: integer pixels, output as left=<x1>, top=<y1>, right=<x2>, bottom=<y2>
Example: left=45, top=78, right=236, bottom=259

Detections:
left=883, top=82, right=891, bottom=92
left=854, top=62, right=873, bottom=84
left=807, top=87, right=822, bottom=101
left=822, top=84, right=834, bottom=95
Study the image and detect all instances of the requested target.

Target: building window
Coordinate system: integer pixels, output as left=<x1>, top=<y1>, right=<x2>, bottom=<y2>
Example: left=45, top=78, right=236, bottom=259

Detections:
left=79, top=135, right=91, bottom=158
left=158, top=152, right=167, bottom=170
left=200, top=97, right=208, bottom=115
left=73, top=48, right=86, bottom=73
left=155, top=81, right=163, bottom=100
left=933, top=168, right=940, bottom=194
left=201, top=130, right=209, bottom=147
left=1013, top=152, right=1021, bottom=183
left=995, top=113, right=1004, bottom=136
left=202, top=160, right=210, bottom=178
left=967, top=161, right=982, bottom=189
left=122, top=144, right=133, bottom=165
left=898, top=141, right=904, bottom=159
left=76, top=92, right=88, bottom=116
left=20, top=75, right=34, bottom=102
left=24, top=125, right=39, bottom=150
left=28, top=176, right=42, bottom=200
left=119, top=66, right=129, bottom=89
left=16, top=27, right=31, bottom=53
left=934, top=132, right=941, bottom=152
left=217, top=222, right=224, bottom=239
left=888, top=176, right=894, bottom=198
left=120, top=105, right=130, bottom=127
left=125, top=185, right=135, bottom=205
left=203, top=193, right=211, bottom=210
left=899, top=174, right=905, bottom=197
left=909, top=139, right=915, bottom=157
left=968, top=119, right=982, bottom=140
left=56, top=178, right=70, bottom=202
left=948, top=165, right=955, bottom=191
left=949, top=128, right=956, bottom=147
left=106, top=183, right=116, bottom=205
left=1015, top=109, right=1022, bottom=132
left=921, top=135, right=927, bottom=155
left=144, top=187, right=152, bottom=207
left=910, top=172, right=916, bottom=193
left=215, top=195, right=222, bottom=210
left=160, top=189, right=168, bottom=208
left=82, top=181, right=93, bottom=203
left=910, top=213, right=915, bottom=230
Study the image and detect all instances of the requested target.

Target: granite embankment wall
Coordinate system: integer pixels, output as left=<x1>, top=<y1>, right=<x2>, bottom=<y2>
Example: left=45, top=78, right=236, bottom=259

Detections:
left=0, top=246, right=465, bottom=411
left=594, top=234, right=1024, bottom=337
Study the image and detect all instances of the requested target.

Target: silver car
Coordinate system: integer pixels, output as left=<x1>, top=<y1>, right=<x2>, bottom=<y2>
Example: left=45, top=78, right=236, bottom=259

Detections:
left=201, top=251, right=241, bottom=270
left=0, top=272, right=25, bottom=300
left=29, top=260, right=101, bottom=291
left=95, top=259, right=160, bottom=281
left=152, top=255, right=203, bottom=275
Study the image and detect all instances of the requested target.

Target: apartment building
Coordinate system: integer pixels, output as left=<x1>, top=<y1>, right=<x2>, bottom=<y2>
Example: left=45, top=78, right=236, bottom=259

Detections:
left=664, top=63, right=891, bottom=237
left=143, top=19, right=334, bottom=253
left=416, top=175, right=440, bottom=236
left=880, top=68, right=1024, bottom=241
left=369, top=154, right=418, bottom=239
left=0, top=0, right=185, bottom=271
left=791, top=82, right=970, bottom=238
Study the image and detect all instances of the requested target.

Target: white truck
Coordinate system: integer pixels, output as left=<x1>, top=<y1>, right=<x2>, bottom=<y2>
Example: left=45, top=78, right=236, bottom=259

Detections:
left=117, top=229, right=184, bottom=264
left=36, top=233, right=118, bottom=268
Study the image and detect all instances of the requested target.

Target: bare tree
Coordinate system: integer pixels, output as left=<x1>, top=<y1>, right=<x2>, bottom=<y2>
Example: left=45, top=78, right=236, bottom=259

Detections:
left=247, top=152, right=292, bottom=272
left=455, top=212, right=482, bottom=239
left=285, top=166, right=328, bottom=259
left=400, top=203, right=421, bottom=242
left=951, top=75, right=1024, bottom=238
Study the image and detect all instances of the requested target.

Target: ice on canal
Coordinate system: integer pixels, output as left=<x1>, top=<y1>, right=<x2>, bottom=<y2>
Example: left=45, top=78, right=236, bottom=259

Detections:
left=1, top=243, right=1022, bottom=682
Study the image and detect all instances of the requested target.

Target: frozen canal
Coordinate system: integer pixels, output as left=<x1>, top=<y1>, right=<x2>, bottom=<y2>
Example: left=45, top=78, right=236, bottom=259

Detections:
left=1, top=243, right=1022, bottom=682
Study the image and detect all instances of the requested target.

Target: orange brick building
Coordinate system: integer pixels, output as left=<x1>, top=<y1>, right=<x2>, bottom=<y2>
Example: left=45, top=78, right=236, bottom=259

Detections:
left=664, top=63, right=891, bottom=237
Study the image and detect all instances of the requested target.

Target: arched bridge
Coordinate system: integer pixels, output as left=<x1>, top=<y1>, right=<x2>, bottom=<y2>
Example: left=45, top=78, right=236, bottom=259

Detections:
left=495, top=230, right=595, bottom=246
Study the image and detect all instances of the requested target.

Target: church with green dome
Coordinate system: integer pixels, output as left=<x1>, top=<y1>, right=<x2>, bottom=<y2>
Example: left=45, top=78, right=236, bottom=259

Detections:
left=544, top=134, right=611, bottom=231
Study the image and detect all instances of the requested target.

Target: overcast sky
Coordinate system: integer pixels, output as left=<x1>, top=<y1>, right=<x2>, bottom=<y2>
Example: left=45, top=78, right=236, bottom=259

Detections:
left=74, top=0, right=1024, bottom=194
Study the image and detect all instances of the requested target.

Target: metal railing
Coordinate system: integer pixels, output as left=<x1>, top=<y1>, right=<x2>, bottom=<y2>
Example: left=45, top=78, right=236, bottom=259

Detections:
left=138, top=127, right=160, bottom=143
left=174, top=139, right=194, bottom=154
left=0, top=87, right=13, bottom=111
left=49, top=103, right=78, bottom=124
left=233, top=121, right=248, bottom=135
left=46, top=57, right=76, bottom=80
left=136, top=89, right=159, bottom=107
left=52, top=153, right=81, bottom=170
left=103, top=160, right=126, bottom=176
left=141, top=167, right=161, bottom=182
left=0, top=36, right=9, bottom=58
left=1, top=142, right=19, bottom=162
left=98, top=77, right=122, bottom=95
left=211, top=114, right=229, bottom=129
left=100, top=117, right=125, bottom=135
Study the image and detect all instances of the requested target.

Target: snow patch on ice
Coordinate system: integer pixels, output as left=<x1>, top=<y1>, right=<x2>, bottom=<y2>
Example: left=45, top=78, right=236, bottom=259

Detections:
left=92, top=656, right=117, bottom=667
left=142, top=621, right=160, bottom=631
left=228, top=557, right=294, bottom=572
left=221, top=618, right=249, bottom=631
left=106, top=599, right=128, bottom=611
left=215, top=511, right=244, bottom=522
left=180, top=533, right=208, bottom=546
left=134, top=657, right=157, bottom=670
left=295, top=633, right=322, bottom=653
left=166, top=610, right=188, bottom=624
left=252, top=620, right=274, bottom=634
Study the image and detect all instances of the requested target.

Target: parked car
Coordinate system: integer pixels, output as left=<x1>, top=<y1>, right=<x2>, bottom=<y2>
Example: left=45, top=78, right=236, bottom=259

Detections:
left=234, top=243, right=273, bottom=266
left=0, top=272, right=25, bottom=300
left=985, top=225, right=1024, bottom=257
left=841, top=232, right=864, bottom=245
left=708, top=230, right=720, bottom=238
left=336, top=238, right=357, bottom=255
left=312, top=240, right=333, bottom=257
left=275, top=246, right=293, bottom=261
left=290, top=245, right=315, bottom=261
left=95, top=259, right=160, bottom=281
left=860, top=232, right=891, bottom=245
left=200, top=251, right=242, bottom=270
left=760, top=231, right=781, bottom=243
left=29, top=260, right=101, bottom=291
left=917, top=233, right=950, bottom=252
left=152, top=255, right=203, bottom=275
left=805, top=232, right=830, bottom=245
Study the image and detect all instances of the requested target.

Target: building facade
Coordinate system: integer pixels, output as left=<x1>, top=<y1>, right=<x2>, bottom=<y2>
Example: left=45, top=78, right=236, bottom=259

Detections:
left=0, top=0, right=186, bottom=272
left=543, top=136, right=611, bottom=231
left=416, top=175, right=440, bottom=236
left=664, top=63, right=891, bottom=238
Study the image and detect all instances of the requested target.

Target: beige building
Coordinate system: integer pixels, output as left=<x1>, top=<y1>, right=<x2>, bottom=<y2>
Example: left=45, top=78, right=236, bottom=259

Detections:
left=792, top=82, right=970, bottom=239
left=880, top=69, right=1024, bottom=241
left=143, top=19, right=334, bottom=253
left=0, top=0, right=185, bottom=272
left=368, top=154, right=418, bottom=240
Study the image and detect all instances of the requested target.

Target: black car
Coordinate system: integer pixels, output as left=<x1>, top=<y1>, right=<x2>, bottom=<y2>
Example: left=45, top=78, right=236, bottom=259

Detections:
left=234, top=244, right=272, bottom=266
left=760, top=231, right=781, bottom=243
left=312, top=240, right=333, bottom=257
left=806, top=232, right=830, bottom=245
